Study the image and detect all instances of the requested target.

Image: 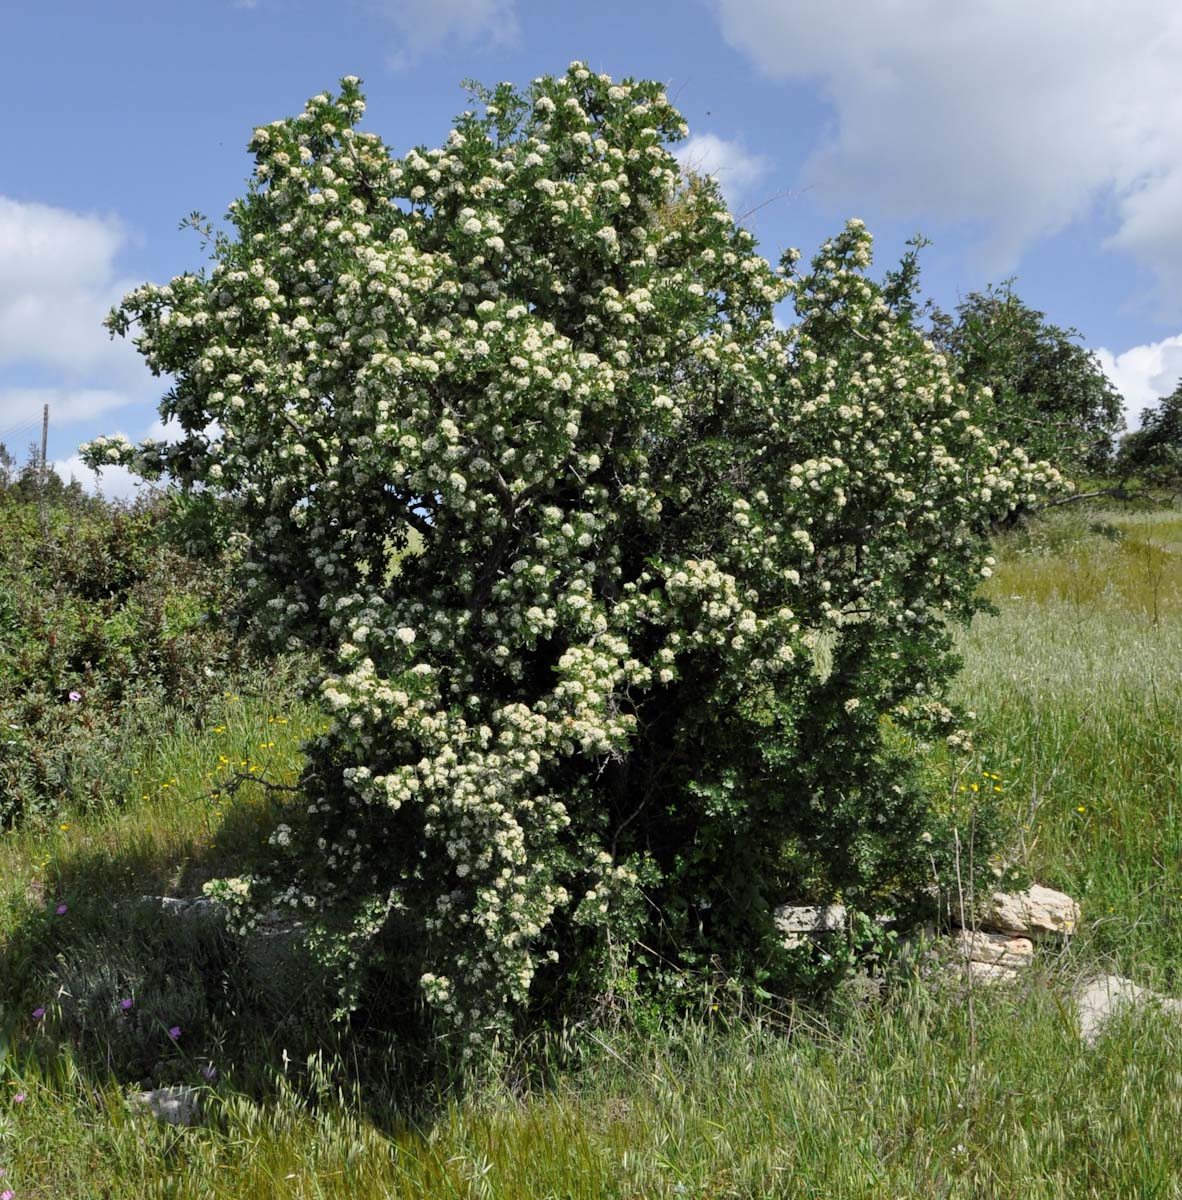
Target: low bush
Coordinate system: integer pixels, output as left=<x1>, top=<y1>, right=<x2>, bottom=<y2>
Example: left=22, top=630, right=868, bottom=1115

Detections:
left=0, top=489, right=255, bottom=824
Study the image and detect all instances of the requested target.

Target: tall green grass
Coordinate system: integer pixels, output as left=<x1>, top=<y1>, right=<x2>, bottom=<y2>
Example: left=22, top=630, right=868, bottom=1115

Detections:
left=1, top=504, right=1180, bottom=1198
left=5, top=984, right=1182, bottom=1198
left=958, top=508, right=1182, bottom=986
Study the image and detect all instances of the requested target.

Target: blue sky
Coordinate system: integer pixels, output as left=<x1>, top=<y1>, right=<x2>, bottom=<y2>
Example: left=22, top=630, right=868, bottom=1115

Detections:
left=4, top=0, right=1182, bottom=495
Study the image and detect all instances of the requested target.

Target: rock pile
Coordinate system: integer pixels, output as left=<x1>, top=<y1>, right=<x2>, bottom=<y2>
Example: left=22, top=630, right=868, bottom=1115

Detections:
left=950, top=883, right=1080, bottom=982
left=122, top=883, right=1179, bottom=1125
left=777, top=883, right=1182, bottom=1043
left=773, top=883, right=1080, bottom=982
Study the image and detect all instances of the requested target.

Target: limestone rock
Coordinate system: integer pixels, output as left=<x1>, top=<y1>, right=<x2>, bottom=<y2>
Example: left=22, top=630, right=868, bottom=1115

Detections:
left=837, top=971, right=883, bottom=1006
left=130, top=1085, right=202, bottom=1126
left=954, top=929, right=1034, bottom=969
left=966, top=960, right=1019, bottom=985
left=140, top=895, right=307, bottom=999
left=145, top=896, right=301, bottom=935
left=986, top=885, right=1079, bottom=938
left=774, top=904, right=847, bottom=948
left=243, top=915, right=306, bottom=996
left=952, top=885, right=1080, bottom=940
left=1076, top=974, right=1182, bottom=1044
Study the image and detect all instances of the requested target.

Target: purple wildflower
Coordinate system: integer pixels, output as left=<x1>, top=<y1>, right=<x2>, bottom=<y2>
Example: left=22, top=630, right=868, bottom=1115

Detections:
left=167, top=1025, right=182, bottom=1040
left=55, top=903, right=68, bottom=916
left=31, top=1007, right=44, bottom=1021
left=12, top=1093, right=25, bottom=1104
left=1, top=1187, right=14, bottom=1199
left=68, top=691, right=81, bottom=702
left=120, top=997, right=133, bottom=1011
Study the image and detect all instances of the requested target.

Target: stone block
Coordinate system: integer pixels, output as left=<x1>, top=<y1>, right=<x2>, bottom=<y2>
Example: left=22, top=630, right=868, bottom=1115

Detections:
left=954, top=929, right=1034, bottom=969
left=1076, top=973, right=1182, bottom=1044
left=774, top=904, right=847, bottom=948
left=952, top=885, right=1080, bottom=940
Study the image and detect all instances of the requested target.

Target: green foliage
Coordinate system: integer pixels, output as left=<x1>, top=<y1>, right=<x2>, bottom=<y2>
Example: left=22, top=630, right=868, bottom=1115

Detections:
left=0, top=489, right=248, bottom=824
left=1117, top=379, right=1182, bottom=487
left=85, top=66, right=1063, bottom=1044
left=0, top=686, right=350, bottom=1096
left=930, top=282, right=1125, bottom=474
left=0, top=439, right=93, bottom=507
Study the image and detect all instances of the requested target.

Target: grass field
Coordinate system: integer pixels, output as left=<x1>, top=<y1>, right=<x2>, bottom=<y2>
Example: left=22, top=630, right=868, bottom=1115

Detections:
left=963, top=508, right=1182, bottom=988
left=1, top=505, right=1180, bottom=1198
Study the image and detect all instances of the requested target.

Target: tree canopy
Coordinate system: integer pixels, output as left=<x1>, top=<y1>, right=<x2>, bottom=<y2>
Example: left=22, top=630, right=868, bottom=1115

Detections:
left=1118, top=380, right=1182, bottom=488
left=930, top=282, right=1124, bottom=474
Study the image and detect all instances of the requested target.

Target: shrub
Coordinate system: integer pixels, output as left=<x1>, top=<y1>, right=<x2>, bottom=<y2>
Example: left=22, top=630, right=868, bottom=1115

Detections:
left=0, top=490, right=248, bottom=824
left=84, top=66, right=1063, bottom=1045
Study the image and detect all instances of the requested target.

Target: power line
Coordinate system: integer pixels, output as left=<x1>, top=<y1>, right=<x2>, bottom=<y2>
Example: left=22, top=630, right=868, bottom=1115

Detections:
left=0, top=413, right=41, bottom=436
left=0, top=418, right=42, bottom=447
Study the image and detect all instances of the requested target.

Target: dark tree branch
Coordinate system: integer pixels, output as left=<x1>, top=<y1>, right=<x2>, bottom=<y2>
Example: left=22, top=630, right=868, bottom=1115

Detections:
left=1028, top=485, right=1171, bottom=513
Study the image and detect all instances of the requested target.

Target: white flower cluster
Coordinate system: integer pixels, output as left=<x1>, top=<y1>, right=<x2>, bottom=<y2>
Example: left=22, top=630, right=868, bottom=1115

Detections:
left=86, top=67, right=1065, bottom=1043
left=78, top=432, right=134, bottom=465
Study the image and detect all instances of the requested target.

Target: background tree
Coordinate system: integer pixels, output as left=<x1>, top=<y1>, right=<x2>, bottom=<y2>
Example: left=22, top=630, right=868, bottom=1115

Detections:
left=0, top=440, right=88, bottom=506
left=1117, top=381, right=1182, bottom=490
left=930, top=282, right=1124, bottom=474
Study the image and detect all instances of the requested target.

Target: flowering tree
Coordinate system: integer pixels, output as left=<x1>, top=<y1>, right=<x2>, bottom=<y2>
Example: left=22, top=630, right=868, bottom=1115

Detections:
left=84, top=66, right=1063, bottom=1042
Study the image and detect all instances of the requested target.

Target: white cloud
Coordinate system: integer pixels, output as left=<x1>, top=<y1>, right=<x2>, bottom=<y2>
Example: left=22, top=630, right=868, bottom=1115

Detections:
left=0, top=197, right=137, bottom=375
left=373, top=0, right=518, bottom=66
left=673, top=133, right=772, bottom=210
left=144, top=416, right=186, bottom=442
left=1095, top=333, right=1182, bottom=430
left=51, top=453, right=142, bottom=501
left=714, top=1, right=1182, bottom=304
left=0, top=196, right=155, bottom=438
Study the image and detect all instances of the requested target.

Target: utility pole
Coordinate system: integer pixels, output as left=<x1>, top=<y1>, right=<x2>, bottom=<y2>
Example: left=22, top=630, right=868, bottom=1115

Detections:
left=37, top=402, right=50, bottom=543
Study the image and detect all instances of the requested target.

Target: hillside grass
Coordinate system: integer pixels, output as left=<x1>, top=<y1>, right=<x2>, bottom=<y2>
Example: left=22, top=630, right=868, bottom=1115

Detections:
left=1, top=505, right=1181, bottom=1198
left=961, top=507, right=1182, bottom=988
